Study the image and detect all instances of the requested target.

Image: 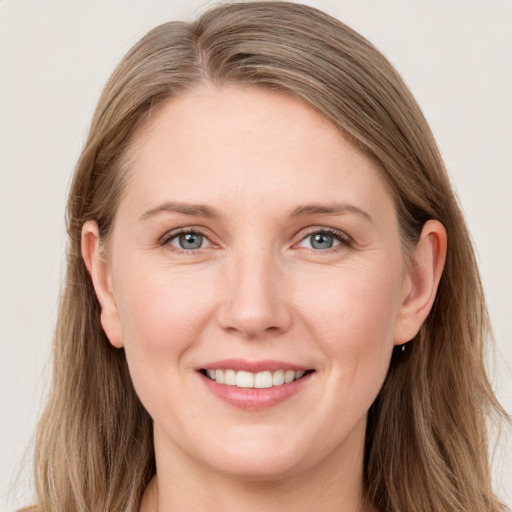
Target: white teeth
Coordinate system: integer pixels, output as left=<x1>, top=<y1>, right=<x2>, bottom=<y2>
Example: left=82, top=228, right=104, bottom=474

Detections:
left=284, top=370, right=295, bottom=384
left=236, top=371, right=254, bottom=388
left=224, top=369, right=236, bottom=385
left=204, top=368, right=309, bottom=388
left=254, top=371, right=273, bottom=389
left=272, top=369, right=285, bottom=386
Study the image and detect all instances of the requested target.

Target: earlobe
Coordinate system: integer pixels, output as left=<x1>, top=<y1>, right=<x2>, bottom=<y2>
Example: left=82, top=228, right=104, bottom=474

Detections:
left=81, top=221, right=124, bottom=348
left=394, top=220, right=447, bottom=345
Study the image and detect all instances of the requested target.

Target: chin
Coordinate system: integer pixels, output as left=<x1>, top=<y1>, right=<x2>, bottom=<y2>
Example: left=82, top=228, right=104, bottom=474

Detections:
left=186, top=426, right=315, bottom=481
left=206, top=450, right=308, bottom=482
left=214, top=426, right=354, bottom=483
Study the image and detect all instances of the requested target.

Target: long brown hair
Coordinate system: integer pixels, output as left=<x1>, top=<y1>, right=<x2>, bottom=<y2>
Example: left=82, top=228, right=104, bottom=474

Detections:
left=27, top=2, right=509, bottom=511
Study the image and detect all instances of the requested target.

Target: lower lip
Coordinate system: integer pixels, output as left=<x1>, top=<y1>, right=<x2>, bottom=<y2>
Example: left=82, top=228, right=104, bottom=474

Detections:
left=199, top=372, right=313, bottom=411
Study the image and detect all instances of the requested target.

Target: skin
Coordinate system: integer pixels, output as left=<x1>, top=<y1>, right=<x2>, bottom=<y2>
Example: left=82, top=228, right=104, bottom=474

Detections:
left=82, top=85, right=446, bottom=512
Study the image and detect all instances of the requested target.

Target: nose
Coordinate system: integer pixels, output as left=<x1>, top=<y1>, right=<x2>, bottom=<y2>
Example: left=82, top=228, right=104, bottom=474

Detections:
left=217, top=248, right=293, bottom=340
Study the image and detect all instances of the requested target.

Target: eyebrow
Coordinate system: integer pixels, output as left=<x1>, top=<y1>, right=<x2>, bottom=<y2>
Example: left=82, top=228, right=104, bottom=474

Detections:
left=140, top=200, right=373, bottom=224
left=140, top=201, right=219, bottom=220
left=290, top=203, right=373, bottom=223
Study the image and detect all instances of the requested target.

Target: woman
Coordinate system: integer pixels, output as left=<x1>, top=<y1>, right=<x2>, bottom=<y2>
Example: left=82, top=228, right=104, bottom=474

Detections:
left=24, top=2, right=509, bottom=511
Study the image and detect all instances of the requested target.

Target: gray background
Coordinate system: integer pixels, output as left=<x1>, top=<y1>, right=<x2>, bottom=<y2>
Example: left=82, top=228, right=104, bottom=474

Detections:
left=1, top=0, right=510, bottom=509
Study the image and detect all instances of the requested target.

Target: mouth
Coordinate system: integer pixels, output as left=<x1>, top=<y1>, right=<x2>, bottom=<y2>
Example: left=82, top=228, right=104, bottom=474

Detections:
left=199, top=368, right=315, bottom=389
left=197, top=359, right=315, bottom=410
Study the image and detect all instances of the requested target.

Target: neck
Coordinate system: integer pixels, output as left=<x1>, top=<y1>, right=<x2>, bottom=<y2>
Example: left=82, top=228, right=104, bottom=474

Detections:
left=140, top=424, right=377, bottom=512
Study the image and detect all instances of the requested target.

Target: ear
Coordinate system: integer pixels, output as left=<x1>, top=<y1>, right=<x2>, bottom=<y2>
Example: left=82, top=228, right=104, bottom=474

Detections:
left=394, top=220, right=447, bottom=345
left=81, top=221, right=124, bottom=348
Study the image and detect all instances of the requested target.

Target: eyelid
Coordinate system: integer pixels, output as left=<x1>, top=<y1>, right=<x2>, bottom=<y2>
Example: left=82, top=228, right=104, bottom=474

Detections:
left=294, top=226, right=353, bottom=250
left=160, top=227, right=216, bottom=253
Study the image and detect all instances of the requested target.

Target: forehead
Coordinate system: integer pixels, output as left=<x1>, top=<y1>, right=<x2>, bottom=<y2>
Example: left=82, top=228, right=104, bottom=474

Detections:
left=122, top=85, right=395, bottom=221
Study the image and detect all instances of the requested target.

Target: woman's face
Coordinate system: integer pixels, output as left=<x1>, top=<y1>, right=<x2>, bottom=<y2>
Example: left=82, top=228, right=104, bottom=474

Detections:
left=91, top=86, right=418, bottom=480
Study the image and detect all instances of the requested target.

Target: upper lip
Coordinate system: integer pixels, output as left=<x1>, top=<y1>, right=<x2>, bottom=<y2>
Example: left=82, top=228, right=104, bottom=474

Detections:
left=198, top=359, right=312, bottom=373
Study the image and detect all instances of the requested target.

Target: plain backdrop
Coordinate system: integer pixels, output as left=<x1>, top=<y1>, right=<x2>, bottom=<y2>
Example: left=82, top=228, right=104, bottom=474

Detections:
left=1, top=0, right=511, bottom=509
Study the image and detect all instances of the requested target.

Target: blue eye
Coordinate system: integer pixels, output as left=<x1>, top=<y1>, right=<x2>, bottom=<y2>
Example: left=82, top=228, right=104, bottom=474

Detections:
left=310, top=232, right=337, bottom=249
left=298, top=230, right=348, bottom=250
left=167, top=231, right=208, bottom=250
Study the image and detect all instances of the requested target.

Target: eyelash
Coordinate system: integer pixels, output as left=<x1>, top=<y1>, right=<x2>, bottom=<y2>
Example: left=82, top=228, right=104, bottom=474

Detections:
left=299, top=227, right=353, bottom=252
left=160, top=227, right=353, bottom=254
left=160, top=228, right=212, bottom=254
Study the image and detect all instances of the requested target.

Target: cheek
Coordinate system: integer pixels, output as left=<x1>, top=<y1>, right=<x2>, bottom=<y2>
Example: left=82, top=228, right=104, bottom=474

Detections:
left=297, top=260, right=402, bottom=394
left=115, top=258, right=213, bottom=330
left=301, top=260, right=402, bottom=340
left=111, top=261, right=218, bottom=373
left=109, top=260, right=223, bottom=420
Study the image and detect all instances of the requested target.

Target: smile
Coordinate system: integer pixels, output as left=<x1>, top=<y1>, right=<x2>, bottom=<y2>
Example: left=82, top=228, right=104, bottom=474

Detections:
left=198, top=360, right=315, bottom=410
left=202, top=369, right=309, bottom=388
